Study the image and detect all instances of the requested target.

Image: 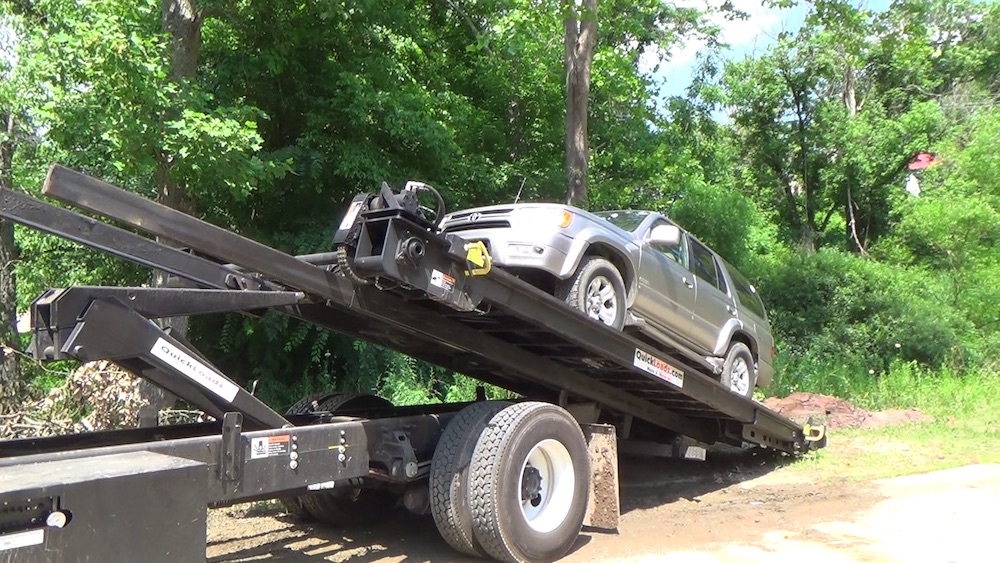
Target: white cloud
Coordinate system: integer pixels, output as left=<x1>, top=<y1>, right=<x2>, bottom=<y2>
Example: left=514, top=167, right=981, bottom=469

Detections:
left=667, top=0, right=790, bottom=70
left=641, top=0, right=805, bottom=97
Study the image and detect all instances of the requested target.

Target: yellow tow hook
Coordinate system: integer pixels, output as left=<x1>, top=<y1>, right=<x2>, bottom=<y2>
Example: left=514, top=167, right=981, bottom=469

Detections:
left=464, top=241, right=492, bottom=276
left=803, top=417, right=827, bottom=446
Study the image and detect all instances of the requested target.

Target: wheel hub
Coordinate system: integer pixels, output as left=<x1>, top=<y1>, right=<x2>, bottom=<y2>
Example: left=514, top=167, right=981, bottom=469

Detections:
left=518, top=438, right=575, bottom=533
left=521, top=465, right=543, bottom=505
left=585, top=276, right=617, bottom=325
left=730, top=357, right=749, bottom=395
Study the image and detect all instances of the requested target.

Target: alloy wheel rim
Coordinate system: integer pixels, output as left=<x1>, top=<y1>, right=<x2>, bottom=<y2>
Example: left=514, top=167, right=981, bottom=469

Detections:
left=585, top=276, right=618, bottom=326
left=730, top=356, right=750, bottom=395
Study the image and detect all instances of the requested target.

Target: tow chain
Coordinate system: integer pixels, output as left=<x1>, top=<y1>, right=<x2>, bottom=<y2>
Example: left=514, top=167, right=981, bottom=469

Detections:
left=335, top=246, right=371, bottom=285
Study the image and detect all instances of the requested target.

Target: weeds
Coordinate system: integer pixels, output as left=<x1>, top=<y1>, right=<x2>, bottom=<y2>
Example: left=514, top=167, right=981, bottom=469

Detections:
left=783, top=362, right=1000, bottom=480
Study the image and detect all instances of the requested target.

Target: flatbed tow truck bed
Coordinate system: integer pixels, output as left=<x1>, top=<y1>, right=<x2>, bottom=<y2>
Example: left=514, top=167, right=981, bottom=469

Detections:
left=0, top=166, right=824, bottom=563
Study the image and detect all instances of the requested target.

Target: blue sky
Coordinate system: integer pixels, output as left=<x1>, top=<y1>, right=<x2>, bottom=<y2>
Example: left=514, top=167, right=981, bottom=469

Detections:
left=649, top=0, right=892, bottom=98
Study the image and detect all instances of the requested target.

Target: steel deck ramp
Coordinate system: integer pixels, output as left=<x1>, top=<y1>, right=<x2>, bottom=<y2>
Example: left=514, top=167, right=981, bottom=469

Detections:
left=1, top=165, right=821, bottom=453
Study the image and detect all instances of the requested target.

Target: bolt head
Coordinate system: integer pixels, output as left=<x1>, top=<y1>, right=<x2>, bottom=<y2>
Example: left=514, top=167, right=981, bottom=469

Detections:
left=404, top=462, right=418, bottom=478
left=46, top=511, right=68, bottom=528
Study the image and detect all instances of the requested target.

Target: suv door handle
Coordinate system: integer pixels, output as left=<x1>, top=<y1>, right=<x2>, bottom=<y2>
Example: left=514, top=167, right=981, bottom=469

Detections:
left=726, top=305, right=736, bottom=315
left=682, top=277, right=694, bottom=289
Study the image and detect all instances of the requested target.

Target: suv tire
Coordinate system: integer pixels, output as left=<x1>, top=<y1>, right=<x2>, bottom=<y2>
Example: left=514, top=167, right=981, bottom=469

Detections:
left=722, top=342, right=756, bottom=398
left=557, top=256, right=626, bottom=329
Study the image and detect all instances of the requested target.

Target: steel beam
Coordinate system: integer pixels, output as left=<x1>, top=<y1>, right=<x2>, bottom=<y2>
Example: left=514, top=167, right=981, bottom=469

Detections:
left=43, top=165, right=353, bottom=302
left=0, top=188, right=265, bottom=291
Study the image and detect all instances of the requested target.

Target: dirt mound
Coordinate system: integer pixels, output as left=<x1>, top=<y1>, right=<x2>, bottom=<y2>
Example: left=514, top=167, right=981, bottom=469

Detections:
left=763, top=392, right=932, bottom=429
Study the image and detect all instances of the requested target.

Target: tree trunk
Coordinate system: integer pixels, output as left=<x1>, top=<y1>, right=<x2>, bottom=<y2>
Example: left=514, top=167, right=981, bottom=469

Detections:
left=0, top=111, right=23, bottom=413
left=563, top=0, right=597, bottom=207
left=843, top=64, right=857, bottom=117
left=137, top=0, right=204, bottom=426
left=842, top=62, right=867, bottom=252
left=794, top=108, right=816, bottom=253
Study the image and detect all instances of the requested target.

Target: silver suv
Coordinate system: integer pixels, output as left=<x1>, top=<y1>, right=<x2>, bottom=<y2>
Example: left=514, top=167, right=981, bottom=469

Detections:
left=440, top=204, right=774, bottom=397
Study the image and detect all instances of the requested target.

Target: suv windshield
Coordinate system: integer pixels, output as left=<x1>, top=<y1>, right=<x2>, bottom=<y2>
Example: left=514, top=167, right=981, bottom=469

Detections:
left=594, top=210, right=649, bottom=232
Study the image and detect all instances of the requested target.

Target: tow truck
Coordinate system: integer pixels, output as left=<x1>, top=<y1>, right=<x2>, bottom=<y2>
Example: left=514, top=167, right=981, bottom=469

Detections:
left=0, top=166, right=825, bottom=562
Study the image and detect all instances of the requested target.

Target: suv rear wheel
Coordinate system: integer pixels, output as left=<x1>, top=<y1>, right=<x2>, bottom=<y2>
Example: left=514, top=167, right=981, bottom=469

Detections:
left=557, top=256, right=626, bottom=329
left=722, top=342, right=756, bottom=398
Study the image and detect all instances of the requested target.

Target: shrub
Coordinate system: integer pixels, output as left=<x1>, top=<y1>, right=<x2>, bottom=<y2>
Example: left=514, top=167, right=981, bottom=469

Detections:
left=753, top=248, right=976, bottom=395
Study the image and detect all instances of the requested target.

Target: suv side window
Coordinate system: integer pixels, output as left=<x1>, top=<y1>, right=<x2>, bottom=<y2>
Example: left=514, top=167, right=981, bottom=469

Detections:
left=689, top=238, right=724, bottom=292
left=728, top=265, right=767, bottom=318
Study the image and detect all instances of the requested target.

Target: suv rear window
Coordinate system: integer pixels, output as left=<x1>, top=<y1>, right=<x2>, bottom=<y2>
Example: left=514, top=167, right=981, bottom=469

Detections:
left=728, top=265, right=766, bottom=319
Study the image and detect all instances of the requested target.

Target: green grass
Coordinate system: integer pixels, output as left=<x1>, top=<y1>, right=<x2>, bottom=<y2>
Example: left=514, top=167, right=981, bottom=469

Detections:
left=783, top=363, right=1000, bottom=481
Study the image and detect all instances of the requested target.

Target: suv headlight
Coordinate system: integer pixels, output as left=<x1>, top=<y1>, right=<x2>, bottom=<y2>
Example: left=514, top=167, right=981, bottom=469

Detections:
left=518, top=207, right=574, bottom=229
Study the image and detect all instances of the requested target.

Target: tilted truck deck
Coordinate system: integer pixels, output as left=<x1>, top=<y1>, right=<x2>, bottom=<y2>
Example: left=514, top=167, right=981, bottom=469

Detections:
left=0, top=166, right=825, bottom=563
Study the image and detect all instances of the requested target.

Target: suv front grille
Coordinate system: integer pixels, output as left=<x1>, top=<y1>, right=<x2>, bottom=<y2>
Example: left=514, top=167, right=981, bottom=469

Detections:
left=444, top=220, right=511, bottom=232
left=443, top=207, right=515, bottom=232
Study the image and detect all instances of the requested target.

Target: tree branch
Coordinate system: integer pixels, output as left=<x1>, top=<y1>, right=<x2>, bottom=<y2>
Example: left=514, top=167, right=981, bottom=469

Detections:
left=818, top=198, right=839, bottom=231
left=846, top=186, right=869, bottom=256
left=441, top=0, right=492, bottom=55
left=578, top=0, right=598, bottom=56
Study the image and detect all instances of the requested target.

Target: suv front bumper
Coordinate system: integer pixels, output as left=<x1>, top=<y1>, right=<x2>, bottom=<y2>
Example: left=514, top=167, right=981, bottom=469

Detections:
left=446, top=228, right=575, bottom=280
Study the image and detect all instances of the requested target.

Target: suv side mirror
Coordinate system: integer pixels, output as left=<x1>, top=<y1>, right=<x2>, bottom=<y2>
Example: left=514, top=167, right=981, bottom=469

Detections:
left=648, top=224, right=682, bottom=246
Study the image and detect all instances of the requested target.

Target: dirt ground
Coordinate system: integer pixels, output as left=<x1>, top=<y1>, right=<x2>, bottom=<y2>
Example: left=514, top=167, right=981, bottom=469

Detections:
left=762, top=392, right=933, bottom=430
left=206, top=449, right=999, bottom=563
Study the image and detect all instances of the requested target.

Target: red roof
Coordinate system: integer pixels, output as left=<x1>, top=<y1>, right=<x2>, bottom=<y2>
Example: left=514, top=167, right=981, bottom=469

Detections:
left=908, top=152, right=940, bottom=171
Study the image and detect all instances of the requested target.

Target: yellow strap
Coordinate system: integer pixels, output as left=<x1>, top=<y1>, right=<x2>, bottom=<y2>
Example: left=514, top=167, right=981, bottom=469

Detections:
left=464, top=241, right=492, bottom=276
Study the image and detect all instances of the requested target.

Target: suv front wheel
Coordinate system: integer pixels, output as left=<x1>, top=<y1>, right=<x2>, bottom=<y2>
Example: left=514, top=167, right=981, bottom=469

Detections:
left=556, top=256, right=626, bottom=330
left=722, top=342, right=757, bottom=398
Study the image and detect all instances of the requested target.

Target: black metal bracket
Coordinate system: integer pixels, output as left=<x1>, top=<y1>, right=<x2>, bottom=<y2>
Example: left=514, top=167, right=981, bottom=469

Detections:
left=371, top=430, right=420, bottom=483
left=31, top=286, right=305, bottom=360
left=349, top=213, right=484, bottom=312
left=219, top=413, right=244, bottom=491
left=51, top=297, right=290, bottom=429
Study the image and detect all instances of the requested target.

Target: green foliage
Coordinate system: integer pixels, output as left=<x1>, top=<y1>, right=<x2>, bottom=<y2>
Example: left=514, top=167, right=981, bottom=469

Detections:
left=717, top=0, right=990, bottom=252
left=668, top=181, right=774, bottom=268
left=757, top=248, right=976, bottom=391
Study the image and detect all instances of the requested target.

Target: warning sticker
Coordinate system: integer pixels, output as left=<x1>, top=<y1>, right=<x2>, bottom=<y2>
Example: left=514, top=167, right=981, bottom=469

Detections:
left=339, top=200, right=364, bottom=230
left=150, top=338, right=240, bottom=402
left=430, top=269, right=456, bottom=293
left=0, top=529, right=44, bottom=552
left=250, top=434, right=291, bottom=459
left=633, top=348, right=684, bottom=388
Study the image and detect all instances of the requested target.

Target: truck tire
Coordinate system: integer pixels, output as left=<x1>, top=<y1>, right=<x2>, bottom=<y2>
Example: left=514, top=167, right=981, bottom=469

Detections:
left=285, top=391, right=344, bottom=417
left=557, top=256, right=626, bottom=329
left=283, top=392, right=398, bottom=526
left=300, top=487, right=398, bottom=527
left=469, top=402, right=589, bottom=563
left=722, top=342, right=757, bottom=398
left=279, top=391, right=348, bottom=521
left=430, top=401, right=512, bottom=557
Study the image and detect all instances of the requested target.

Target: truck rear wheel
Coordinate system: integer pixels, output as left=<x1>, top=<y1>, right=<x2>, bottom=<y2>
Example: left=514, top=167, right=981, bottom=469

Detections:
left=283, top=392, right=398, bottom=527
left=430, top=401, right=511, bottom=556
left=469, top=402, right=589, bottom=563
